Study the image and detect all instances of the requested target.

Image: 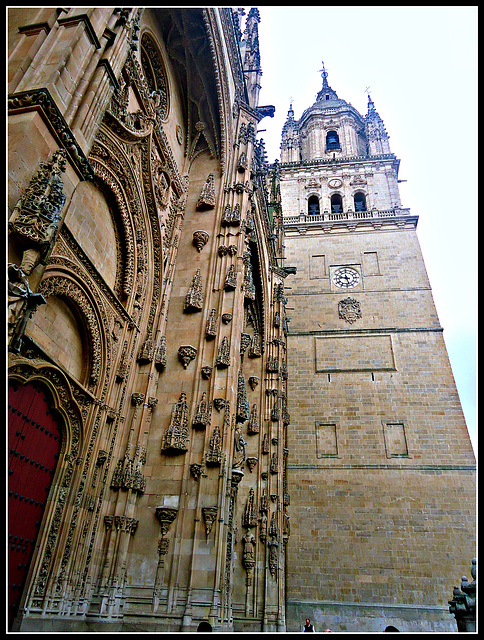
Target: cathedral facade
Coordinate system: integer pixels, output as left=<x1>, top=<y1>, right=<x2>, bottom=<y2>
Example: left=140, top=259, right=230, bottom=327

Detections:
left=8, top=8, right=475, bottom=633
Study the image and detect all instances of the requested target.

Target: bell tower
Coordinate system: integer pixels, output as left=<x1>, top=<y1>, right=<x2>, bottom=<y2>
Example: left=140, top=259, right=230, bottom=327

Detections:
left=279, top=65, right=476, bottom=632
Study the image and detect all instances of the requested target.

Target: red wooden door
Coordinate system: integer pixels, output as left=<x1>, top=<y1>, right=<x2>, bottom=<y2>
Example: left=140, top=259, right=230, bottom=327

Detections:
left=8, top=380, right=62, bottom=629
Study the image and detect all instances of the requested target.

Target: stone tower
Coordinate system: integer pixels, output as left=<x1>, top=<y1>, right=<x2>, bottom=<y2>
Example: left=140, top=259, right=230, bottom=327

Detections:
left=279, top=65, right=476, bottom=631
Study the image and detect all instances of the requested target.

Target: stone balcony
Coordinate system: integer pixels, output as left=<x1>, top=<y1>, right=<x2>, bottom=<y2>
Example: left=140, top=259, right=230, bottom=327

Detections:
left=283, top=207, right=417, bottom=232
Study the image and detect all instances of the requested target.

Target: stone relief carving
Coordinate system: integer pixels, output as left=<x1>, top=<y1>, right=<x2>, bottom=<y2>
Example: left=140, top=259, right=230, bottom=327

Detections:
left=8, top=264, right=46, bottom=352
left=338, top=297, right=362, bottom=324
left=196, top=172, right=216, bottom=210
left=192, top=229, right=210, bottom=251
left=178, top=345, right=197, bottom=369
left=206, top=308, right=218, bottom=339
left=206, top=425, right=222, bottom=467
left=202, top=506, right=218, bottom=538
left=193, top=392, right=212, bottom=430
left=184, top=269, right=204, bottom=312
left=9, top=149, right=67, bottom=275
left=216, top=336, right=230, bottom=368
left=161, top=392, right=189, bottom=453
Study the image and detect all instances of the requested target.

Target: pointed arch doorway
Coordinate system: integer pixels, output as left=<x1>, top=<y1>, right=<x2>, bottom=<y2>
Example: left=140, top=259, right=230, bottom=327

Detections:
left=8, top=379, right=62, bottom=629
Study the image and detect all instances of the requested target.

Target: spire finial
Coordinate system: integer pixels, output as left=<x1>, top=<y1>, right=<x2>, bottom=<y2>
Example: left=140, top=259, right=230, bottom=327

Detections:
left=365, top=86, right=375, bottom=111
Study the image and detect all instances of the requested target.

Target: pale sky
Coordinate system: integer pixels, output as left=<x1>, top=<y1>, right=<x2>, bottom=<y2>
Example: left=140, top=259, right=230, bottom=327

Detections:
left=253, top=6, right=477, bottom=451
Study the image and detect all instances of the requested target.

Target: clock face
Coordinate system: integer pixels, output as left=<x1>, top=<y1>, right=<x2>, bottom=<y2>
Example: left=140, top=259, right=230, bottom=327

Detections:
left=333, top=267, right=360, bottom=288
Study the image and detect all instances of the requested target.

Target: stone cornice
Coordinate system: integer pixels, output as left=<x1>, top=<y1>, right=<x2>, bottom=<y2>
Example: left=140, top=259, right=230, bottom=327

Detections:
left=275, top=153, right=398, bottom=171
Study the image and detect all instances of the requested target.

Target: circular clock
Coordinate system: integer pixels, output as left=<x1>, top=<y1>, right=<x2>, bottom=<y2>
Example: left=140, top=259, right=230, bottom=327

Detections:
left=333, top=267, right=360, bottom=288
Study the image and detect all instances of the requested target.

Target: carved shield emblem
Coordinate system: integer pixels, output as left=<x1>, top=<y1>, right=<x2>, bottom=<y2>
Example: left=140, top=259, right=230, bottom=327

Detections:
left=338, top=297, right=362, bottom=324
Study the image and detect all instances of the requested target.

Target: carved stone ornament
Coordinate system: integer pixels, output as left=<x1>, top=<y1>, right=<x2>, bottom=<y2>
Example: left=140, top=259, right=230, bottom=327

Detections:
left=205, top=308, right=218, bottom=339
left=178, top=345, right=197, bottom=369
left=155, top=507, right=178, bottom=537
left=248, top=376, right=259, bottom=390
left=221, top=313, right=233, bottom=324
left=161, top=392, right=189, bottom=453
left=242, top=487, right=257, bottom=528
left=193, top=391, right=212, bottom=430
left=8, top=263, right=46, bottom=352
left=213, top=398, right=226, bottom=412
left=196, top=172, right=216, bottom=210
left=201, top=365, right=213, bottom=379
left=236, top=374, right=250, bottom=423
left=224, top=264, right=237, bottom=290
left=215, top=336, right=230, bottom=368
left=205, top=425, right=222, bottom=467
left=247, top=403, right=260, bottom=434
left=246, top=456, right=258, bottom=472
left=9, top=148, right=67, bottom=275
left=154, top=336, right=167, bottom=371
left=338, top=297, right=362, bottom=324
left=248, top=333, right=262, bottom=358
left=202, top=507, right=218, bottom=537
left=193, top=229, right=210, bottom=252
left=184, top=269, right=203, bottom=312
left=240, top=332, right=251, bottom=356
left=190, top=463, right=204, bottom=480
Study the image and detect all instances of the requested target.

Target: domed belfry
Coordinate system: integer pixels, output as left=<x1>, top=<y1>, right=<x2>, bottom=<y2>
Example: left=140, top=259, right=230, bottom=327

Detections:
left=279, top=63, right=476, bottom=631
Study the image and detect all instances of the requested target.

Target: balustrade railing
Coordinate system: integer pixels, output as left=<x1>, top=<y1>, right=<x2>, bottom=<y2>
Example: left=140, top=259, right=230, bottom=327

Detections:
left=283, top=208, right=411, bottom=225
